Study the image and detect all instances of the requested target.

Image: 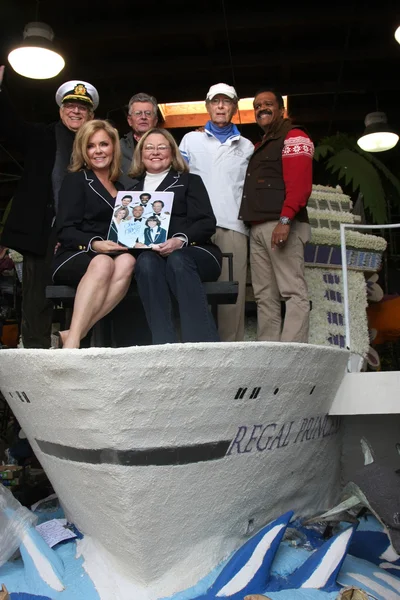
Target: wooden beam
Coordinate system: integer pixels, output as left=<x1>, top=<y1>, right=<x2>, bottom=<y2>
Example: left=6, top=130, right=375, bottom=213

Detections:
left=159, top=97, right=267, bottom=128
left=163, top=110, right=256, bottom=129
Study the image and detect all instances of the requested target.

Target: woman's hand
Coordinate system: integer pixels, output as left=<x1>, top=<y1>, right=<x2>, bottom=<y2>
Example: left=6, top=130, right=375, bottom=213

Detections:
left=153, top=238, right=184, bottom=257
left=91, top=240, right=128, bottom=253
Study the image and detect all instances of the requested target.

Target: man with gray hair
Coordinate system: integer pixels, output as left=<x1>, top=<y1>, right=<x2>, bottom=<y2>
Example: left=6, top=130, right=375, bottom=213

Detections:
left=0, top=65, right=98, bottom=348
left=120, top=92, right=158, bottom=174
left=179, top=83, right=254, bottom=342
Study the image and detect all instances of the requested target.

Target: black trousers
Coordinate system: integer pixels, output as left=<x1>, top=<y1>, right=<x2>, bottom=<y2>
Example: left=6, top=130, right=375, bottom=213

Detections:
left=135, top=247, right=221, bottom=344
left=21, top=229, right=57, bottom=349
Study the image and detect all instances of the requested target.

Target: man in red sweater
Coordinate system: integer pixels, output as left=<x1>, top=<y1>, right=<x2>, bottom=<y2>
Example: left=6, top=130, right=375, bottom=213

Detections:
left=239, top=88, right=313, bottom=342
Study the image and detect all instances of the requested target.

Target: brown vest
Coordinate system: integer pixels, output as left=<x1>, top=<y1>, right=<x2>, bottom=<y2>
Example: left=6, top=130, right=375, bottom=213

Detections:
left=239, top=119, right=308, bottom=223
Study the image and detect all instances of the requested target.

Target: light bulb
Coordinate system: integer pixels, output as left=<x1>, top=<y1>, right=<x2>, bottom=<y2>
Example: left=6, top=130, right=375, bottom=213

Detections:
left=8, top=46, right=65, bottom=79
left=8, top=22, right=65, bottom=80
left=357, top=131, right=399, bottom=152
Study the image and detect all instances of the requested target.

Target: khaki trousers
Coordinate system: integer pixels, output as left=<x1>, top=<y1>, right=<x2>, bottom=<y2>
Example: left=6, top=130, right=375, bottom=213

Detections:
left=250, top=220, right=310, bottom=343
left=212, top=227, right=248, bottom=342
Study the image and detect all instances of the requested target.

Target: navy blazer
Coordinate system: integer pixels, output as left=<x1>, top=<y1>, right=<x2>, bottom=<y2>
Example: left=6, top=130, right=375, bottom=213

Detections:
left=52, top=169, right=126, bottom=276
left=144, top=226, right=167, bottom=246
left=128, top=169, right=221, bottom=263
left=0, top=87, right=74, bottom=255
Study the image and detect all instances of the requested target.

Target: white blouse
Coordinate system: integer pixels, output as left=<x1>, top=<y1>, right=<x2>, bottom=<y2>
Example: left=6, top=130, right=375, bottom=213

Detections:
left=143, top=169, right=170, bottom=191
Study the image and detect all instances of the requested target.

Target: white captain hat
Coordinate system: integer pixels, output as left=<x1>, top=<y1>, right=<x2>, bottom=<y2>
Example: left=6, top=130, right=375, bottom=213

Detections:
left=55, top=80, right=99, bottom=110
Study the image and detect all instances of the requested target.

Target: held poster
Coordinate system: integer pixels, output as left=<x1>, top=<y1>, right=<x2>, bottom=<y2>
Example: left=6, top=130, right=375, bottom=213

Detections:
left=107, top=191, right=174, bottom=249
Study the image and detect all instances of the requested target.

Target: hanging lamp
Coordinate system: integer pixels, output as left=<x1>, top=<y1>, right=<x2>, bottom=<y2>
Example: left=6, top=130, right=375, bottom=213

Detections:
left=8, top=22, right=65, bottom=80
left=395, top=25, right=400, bottom=44
left=357, top=112, right=399, bottom=153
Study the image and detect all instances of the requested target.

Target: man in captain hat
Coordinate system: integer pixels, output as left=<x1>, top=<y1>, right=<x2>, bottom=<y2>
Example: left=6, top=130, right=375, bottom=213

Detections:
left=0, top=65, right=99, bottom=348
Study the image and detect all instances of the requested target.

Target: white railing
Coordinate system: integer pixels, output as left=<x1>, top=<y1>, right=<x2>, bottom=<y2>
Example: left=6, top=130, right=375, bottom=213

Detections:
left=340, top=222, right=400, bottom=370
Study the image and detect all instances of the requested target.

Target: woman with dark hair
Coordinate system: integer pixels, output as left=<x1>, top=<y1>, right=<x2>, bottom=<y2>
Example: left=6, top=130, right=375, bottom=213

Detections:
left=143, top=216, right=167, bottom=246
left=128, top=128, right=222, bottom=344
left=52, top=119, right=136, bottom=348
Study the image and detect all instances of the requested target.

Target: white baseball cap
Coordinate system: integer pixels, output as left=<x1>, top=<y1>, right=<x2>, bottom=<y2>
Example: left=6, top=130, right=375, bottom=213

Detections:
left=206, top=83, right=238, bottom=101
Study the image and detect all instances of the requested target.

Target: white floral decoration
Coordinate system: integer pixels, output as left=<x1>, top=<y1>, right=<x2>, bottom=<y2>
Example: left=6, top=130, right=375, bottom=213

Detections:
left=309, top=184, right=352, bottom=211
left=309, top=191, right=351, bottom=204
left=310, top=227, right=387, bottom=251
left=312, top=184, right=345, bottom=193
left=305, top=267, right=369, bottom=357
left=308, top=207, right=355, bottom=224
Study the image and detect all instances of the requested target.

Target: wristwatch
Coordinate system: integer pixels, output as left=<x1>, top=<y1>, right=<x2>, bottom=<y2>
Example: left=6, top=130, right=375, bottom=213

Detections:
left=279, top=216, right=291, bottom=225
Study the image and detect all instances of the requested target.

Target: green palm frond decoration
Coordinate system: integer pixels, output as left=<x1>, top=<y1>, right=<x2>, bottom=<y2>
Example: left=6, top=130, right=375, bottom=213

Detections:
left=325, top=149, right=387, bottom=223
left=313, top=144, right=335, bottom=161
left=361, top=152, right=400, bottom=200
left=314, top=133, right=400, bottom=223
left=317, top=133, right=357, bottom=153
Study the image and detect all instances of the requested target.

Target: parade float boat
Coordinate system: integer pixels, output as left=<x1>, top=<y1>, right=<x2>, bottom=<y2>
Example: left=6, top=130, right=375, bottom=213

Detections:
left=0, top=185, right=398, bottom=600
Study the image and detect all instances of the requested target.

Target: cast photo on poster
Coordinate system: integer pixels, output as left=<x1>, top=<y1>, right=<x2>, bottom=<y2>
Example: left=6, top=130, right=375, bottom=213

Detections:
left=107, top=191, right=174, bottom=250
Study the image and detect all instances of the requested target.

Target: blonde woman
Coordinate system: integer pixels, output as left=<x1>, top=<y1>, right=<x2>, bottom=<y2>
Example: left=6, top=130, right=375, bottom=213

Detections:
left=52, top=119, right=135, bottom=348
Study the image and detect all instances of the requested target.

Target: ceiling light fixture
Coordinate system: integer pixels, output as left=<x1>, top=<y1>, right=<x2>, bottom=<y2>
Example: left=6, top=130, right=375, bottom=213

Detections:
left=395, top=25, right=400, bottom=44
left=8, top=21, right=65, bottom=80
left=357, top=112, right=399, bottom=153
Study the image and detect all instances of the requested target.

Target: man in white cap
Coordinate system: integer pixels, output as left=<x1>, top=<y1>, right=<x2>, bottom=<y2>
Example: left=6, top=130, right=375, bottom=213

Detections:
left=0, top=65, right=98, bottom=348
left=179, top=83, right=253, bottom=342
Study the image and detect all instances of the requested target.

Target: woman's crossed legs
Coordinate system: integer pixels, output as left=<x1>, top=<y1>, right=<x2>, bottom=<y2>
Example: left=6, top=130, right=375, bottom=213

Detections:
left=61, top=253, right=135, bottom=348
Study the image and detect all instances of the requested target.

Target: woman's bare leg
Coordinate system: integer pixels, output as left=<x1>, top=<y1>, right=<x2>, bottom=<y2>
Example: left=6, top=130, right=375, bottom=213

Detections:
left=62, top=253, right=135, bottom=348
left=78, top=253, right=135, bottom=335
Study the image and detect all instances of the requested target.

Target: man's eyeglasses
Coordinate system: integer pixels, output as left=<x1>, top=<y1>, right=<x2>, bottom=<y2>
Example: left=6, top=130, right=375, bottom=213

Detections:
left=130, top=110, right=154, bottom=118
left=62, top=102, right=89, bottom=112
left=143, top=144, right=170, bottom=152
left=209, top=98, right=233, bottom=106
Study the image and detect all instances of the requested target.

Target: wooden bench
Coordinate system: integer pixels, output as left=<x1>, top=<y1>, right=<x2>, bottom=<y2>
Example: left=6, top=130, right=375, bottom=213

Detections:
left=46, top=253, right=238, bottom=346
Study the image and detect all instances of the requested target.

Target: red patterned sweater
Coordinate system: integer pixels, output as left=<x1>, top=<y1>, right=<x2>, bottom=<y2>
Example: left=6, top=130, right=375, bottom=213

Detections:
left=255, top=128, right=314, bottom=220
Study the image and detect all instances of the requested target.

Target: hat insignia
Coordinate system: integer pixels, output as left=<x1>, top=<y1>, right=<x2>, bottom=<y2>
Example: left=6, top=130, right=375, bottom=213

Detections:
left=74, top=84, right=87, bottom=96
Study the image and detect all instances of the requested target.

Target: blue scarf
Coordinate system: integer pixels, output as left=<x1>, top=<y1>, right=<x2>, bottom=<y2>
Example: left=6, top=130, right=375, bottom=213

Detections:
left=205, top=120, right=240, bottom=144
